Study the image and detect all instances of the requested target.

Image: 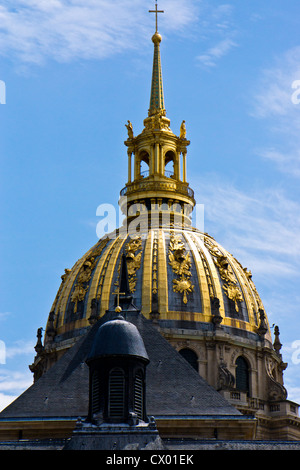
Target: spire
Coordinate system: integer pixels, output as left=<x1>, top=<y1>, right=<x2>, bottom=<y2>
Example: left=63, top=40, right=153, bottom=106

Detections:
left=149, top=2, right=165, bottom=116
left=120, top=4, right=195, bottom=228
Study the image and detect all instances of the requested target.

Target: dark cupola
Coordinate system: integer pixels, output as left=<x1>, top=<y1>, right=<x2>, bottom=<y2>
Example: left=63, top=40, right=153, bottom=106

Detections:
left=86, top=313, right=149, bottom=426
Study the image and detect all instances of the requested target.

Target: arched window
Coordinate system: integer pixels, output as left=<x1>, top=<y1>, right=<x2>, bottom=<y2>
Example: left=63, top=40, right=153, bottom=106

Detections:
left=164, top=150, right=175, bottom=177
left=108, top=368, right=125, bottom=419
left=134, top=371, right=144, bottom=420
left=139, top=151, right=150, bottom=178
left=179, top=348, right=198, bottom=372
left=235, top=356, right=250, bottom=395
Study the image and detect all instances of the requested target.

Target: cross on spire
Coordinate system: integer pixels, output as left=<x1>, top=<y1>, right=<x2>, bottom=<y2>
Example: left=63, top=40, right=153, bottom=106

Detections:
left=149, top=1, right=164, bottom=33
left=112, top=287, right=125, bottom=309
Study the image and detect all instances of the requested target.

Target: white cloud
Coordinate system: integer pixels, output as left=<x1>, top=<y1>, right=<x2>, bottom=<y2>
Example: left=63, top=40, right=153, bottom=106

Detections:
left=0, top=340, right=35, bottom=411
left=196, top=37, right=237, bottom=68
left=195, top=3, right=238, bottom=68
left=251, top=46, right=300, bottom=178
left=158, top=0, right=199, bottom=33
left=280, top=346, right=300, bottom=404
left=257, top=148, right=300, bottom=179
left=210, top=3, right=234, bottom=30
left=5, top=340, right=35, bottom=360
left=0, top=0, right=199, bottom=65
left=0, top=370, right=33, bottom=411
left=0, top=370, right=32, bottom=393
left=252, top=46, right=300, bottom=120
left=0, top=312, right=11, bottom=321
left=0, top=392, right=18, bottom=412
left=191, top=174, right=300, bottom=279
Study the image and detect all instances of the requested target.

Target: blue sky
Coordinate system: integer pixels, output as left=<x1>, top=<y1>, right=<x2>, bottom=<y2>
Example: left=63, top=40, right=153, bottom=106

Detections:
left=1, top=0, right=300, bottom=411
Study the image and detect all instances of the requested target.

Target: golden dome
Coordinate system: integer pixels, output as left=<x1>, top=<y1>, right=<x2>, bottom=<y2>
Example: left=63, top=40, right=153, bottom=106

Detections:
left=46, top=227, right=270, bottom=343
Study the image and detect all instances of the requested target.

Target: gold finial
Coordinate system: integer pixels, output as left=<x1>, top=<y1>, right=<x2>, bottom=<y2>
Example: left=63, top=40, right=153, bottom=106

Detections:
left=149, top=1, right=164, bottom=33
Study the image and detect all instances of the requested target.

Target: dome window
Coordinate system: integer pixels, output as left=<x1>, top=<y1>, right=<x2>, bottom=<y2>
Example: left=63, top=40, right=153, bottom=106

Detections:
left=235, top=356, right=250, bottom=395
left=179, top=348, right=198, bottom=372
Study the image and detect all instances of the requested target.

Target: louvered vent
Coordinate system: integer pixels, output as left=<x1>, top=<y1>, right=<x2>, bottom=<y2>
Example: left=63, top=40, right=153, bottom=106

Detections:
left=134, top=374, right=143, bottom=420
left=92, top=370, right=100, bottom=413
left=109, top=369, right=125, bottom=419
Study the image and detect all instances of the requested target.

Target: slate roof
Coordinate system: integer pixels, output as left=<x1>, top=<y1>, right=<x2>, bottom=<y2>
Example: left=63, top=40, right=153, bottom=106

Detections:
left=0, top=309, right=241, bottom=420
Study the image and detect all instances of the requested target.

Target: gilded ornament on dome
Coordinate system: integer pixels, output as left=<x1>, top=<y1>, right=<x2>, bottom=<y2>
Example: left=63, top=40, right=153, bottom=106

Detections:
left=204, top=237, right=243, bottom=312
left=168, top=234, right=194, bottom=304
left=169, top=235, right=191, bottom=277
left=71, top=258, right=97, bottom=313
left=125, top=236, right=143, bottom=293
left=71, top=238, right=109, bottom=313
left=71, top=284, right=88, bottom=312
left=222, top=283, right=243, bottom=312
left=61, top=268, right=71, bottom=283
left=172, top=277, right=194, bottom=304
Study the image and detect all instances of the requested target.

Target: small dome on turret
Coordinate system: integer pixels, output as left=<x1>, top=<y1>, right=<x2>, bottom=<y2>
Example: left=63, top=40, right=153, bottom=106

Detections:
left=86, top=314, right=149, bottom=364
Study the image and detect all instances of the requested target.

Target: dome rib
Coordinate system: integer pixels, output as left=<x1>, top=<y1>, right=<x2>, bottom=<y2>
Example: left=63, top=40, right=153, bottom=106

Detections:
left=184, top=231, right=212, bottom=318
